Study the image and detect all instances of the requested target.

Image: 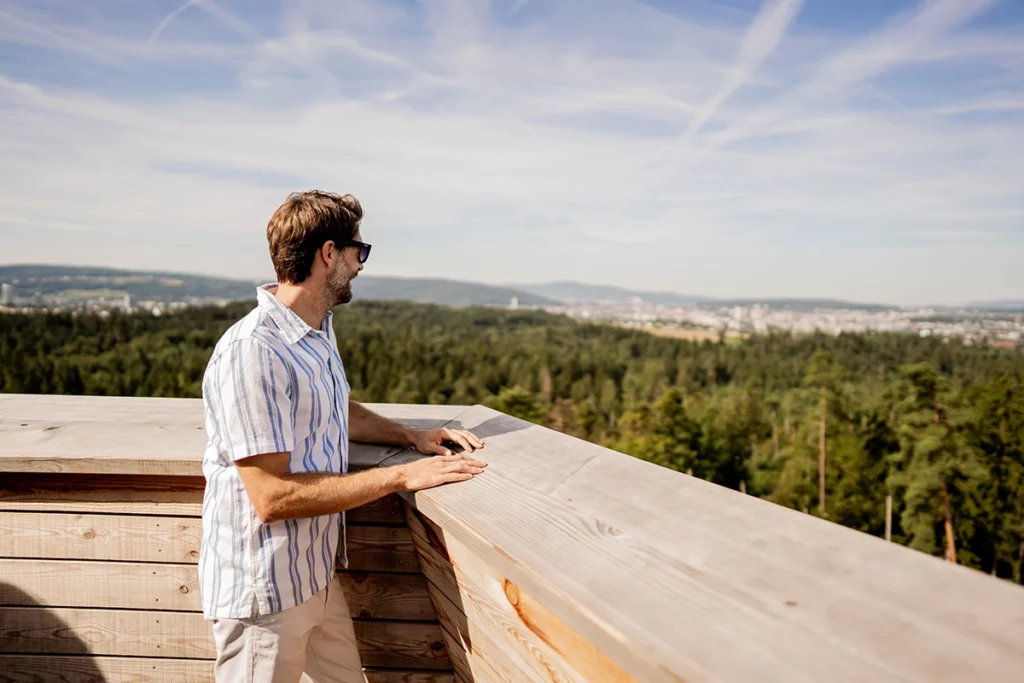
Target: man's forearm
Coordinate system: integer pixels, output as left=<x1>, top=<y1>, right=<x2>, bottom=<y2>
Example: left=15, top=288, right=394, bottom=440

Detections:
left=349, top=400, right=416, bottom=446
left=256, top=466, right=405, bottom=523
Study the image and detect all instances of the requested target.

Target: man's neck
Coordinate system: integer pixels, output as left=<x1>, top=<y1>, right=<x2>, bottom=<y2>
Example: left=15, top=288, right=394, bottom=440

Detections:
left=272, top=282, right=330, bottom=330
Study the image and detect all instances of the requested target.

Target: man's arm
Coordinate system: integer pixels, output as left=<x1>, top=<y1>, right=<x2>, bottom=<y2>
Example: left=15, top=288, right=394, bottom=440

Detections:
left=237, top=451, right=487, bottom=524
left=349, top=399, right=485, bottom=456
left=348, top=400, right=415, bottom=447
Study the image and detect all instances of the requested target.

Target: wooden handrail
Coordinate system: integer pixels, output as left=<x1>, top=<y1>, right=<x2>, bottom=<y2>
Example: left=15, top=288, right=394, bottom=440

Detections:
left=2, top=394, right=1023, bottom=682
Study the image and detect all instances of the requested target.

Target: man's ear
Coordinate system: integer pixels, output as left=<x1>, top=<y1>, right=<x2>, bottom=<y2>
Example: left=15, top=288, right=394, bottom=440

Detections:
left=320, top=241, right=336, bottom=266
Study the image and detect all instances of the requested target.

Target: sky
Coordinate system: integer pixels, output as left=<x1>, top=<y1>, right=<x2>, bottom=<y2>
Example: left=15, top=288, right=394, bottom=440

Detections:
left=0, top=0, right=1022, bottom=306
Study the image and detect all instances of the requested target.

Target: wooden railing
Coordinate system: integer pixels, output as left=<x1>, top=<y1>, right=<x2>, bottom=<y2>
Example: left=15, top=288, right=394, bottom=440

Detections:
left=2, top=393, right=1024, bottom=682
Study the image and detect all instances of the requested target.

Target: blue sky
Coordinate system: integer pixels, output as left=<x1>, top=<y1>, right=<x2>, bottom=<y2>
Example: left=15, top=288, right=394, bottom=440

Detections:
left=0, top=0, right=1021, bottom=305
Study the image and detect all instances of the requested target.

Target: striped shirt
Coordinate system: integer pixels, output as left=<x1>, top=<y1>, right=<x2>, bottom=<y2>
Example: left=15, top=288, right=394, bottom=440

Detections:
left=199, top=284, right=350, bottom=620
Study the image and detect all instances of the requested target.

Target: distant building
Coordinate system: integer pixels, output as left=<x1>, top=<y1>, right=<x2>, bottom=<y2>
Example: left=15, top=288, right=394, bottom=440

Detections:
left=510, top=297, right=519, bottom=310
left=0, top=283, right=13, bottom=305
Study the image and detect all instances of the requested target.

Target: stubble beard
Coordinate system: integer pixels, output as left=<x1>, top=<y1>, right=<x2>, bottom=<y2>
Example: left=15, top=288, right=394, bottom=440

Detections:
left=327, top=266, right=354, bottom=308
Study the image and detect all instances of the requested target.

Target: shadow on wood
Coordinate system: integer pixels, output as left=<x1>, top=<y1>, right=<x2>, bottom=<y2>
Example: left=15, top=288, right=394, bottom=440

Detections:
left=0, top=582, right=106, bottom=682
left=403, top=505, right=480, bottom=683
left=448, top=415, right=533, bottom=442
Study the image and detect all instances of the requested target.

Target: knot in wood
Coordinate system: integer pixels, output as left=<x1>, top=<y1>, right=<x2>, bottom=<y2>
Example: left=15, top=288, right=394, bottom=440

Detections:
left=503, top=579, right=520, bottom=607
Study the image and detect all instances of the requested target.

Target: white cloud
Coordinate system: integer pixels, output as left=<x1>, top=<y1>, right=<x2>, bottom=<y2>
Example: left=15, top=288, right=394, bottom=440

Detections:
left=681, top=0, right=805, bottom=148
left=0, top=0, right=1021, bottom=304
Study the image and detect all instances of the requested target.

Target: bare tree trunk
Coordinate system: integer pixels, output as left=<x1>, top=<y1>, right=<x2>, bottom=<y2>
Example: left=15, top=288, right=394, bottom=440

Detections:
left=819, top=388, right=827, bottom=515
left=772, top=414, right=780, bottom=461
left=740, top=480, right=747, bottom=495
left=885, top=493, right=892, bottom=542
left=1016, top=520, right=1024, bottom=584
left=942, top=482, right=957, bottom=564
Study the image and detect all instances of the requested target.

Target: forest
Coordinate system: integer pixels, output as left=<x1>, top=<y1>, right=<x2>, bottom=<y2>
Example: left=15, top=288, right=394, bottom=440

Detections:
left=2, top=299, right=1023, bottom=583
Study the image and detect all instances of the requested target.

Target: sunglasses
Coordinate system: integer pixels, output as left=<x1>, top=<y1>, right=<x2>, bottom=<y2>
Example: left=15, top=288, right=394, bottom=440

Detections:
left=333, top=239, right=372, bottom=264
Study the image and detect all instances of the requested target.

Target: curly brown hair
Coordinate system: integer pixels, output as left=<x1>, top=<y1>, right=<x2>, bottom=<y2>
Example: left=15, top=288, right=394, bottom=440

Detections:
left=266, top=190, right=363, bottom=284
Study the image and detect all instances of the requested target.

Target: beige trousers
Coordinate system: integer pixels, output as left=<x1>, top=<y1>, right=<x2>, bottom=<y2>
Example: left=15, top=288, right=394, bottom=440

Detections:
left=212, top=575, right=366, bottom=683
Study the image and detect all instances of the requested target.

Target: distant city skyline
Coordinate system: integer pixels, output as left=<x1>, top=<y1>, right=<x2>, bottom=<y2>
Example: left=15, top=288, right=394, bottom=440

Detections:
left=0, top=0, right=1022, bottom=306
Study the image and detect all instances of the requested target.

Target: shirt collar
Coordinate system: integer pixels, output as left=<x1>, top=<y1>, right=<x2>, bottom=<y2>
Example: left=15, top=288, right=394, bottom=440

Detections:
left=256, top=284, right=331, bottom=345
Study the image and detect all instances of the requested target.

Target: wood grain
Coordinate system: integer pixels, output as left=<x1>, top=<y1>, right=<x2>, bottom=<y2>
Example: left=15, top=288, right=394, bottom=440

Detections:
left=0, top=655, right=212, bottom=682
left=355, top=621, right=452, bottom=671
left=346, top=525, right=420, bottom=573
left=0, top=607, right=214, bottom=658
left=427, top=580, right=521, bottom=683
left=338, top=571, right=436, bottom=621
left=401, top=405, right=1024, bottom=683
left=362, top=670, right=455, bottom=683
left=0, top=394, right=466, bottom=476
left=407, top=502, right=616, bottom=683
left=403, top=506, right=462, bottom=608
left=0, top=606, right=448, bottom=671
left=0, top=511, right=202, bottom=563
left=349, top=494, right=406, bottom=525
left=0, top=474, right=204, bottom=516
left=0, top=658, right=454, bottom=683
left=7, top=395, right=1024, bottom=682
left=0, top=559, right=200, bottom=612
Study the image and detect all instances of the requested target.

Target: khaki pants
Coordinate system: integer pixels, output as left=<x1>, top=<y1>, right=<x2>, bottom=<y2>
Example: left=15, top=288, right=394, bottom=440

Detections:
left=212, top=576, right=366, bottom=683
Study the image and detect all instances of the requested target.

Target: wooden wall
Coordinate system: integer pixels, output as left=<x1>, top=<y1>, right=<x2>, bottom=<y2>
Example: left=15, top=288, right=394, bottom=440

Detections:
left=0, top=474, right=454, bottom=683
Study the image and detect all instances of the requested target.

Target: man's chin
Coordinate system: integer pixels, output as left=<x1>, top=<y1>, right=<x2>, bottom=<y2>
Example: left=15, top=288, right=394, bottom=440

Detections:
left=335, top=286, right=353, bottom=307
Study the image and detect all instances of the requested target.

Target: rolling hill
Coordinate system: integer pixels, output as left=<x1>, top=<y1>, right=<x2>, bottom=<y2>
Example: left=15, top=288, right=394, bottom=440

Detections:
left=0, top=265, right=556, bottom=308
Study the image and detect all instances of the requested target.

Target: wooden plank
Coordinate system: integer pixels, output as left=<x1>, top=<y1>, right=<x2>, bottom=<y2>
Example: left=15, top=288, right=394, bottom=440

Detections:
left=0, top=607, right=214, bottom=659
left=0, top=394, right=467, bottom=476
left=442, top=526, right=626, bottom=682
left=0, top=655, right=212, bottom=682
left=398, top=404, right=1024, bottom=683
left=0, top=477, right=401, bottom=523
left=338, top=571, right=437, bottom=621
left=0, top=420, right=206, bottom=476
left=0, top=559, right=200, bottom=612
left=404, top=506, right=511, bottom=683
left=0, top=473, right=204, bottom=516
left=0, top=395, right=465, bottom=427
left=0, top=657, right=452, bottom=683
left=354, top=621, right=451, bottom=671
left=349, top=494, right=405, bottom=525
left=0, top=607, right=450, bottom=670
left=427, top=581, right=520, bottom=683
left=403, top=506, right=462, bottom=608
left=407, top=504, right=603, bottom=683
left=0, top=559, right=433, bottom=620
left=346, top=525, right=420, bottom=573
left=0, top=394, right=206, bottom=425
left=0, top=512, right=201, bottom=563
left=363, top=669, right=454, bottom=683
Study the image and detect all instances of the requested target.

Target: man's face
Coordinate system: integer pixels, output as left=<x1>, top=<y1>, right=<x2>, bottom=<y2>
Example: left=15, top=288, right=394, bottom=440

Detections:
left=326, top=230, right=364, bottom=307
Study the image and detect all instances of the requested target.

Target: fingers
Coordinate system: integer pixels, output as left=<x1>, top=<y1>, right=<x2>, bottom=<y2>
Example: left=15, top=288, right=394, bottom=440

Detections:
left=424, top=442, right=450, bottom=456
left=462, top=430, right=485, bottom=449
left=438, top=472, right=475, bottom=485
left=440, top=453, right=487, bottom=468
left=439, top=428, right=485, bottom=453
left=443, top=460, right=485, bottom=475
left=450, top=430, right=475, bottom=454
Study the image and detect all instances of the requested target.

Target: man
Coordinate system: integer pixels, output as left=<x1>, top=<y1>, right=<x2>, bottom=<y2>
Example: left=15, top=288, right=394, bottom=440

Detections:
left=199, top=190, right=486, bottom=682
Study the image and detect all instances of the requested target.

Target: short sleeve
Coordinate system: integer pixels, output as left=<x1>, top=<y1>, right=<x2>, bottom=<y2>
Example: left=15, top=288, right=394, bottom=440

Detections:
left=210, top=340, right=295, bottom=461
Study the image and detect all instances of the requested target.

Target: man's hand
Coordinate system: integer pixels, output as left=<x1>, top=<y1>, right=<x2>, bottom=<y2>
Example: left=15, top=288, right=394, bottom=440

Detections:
left=396, top=454, right=487, bottom=491
left=411, top=427, right=485, bottom=456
